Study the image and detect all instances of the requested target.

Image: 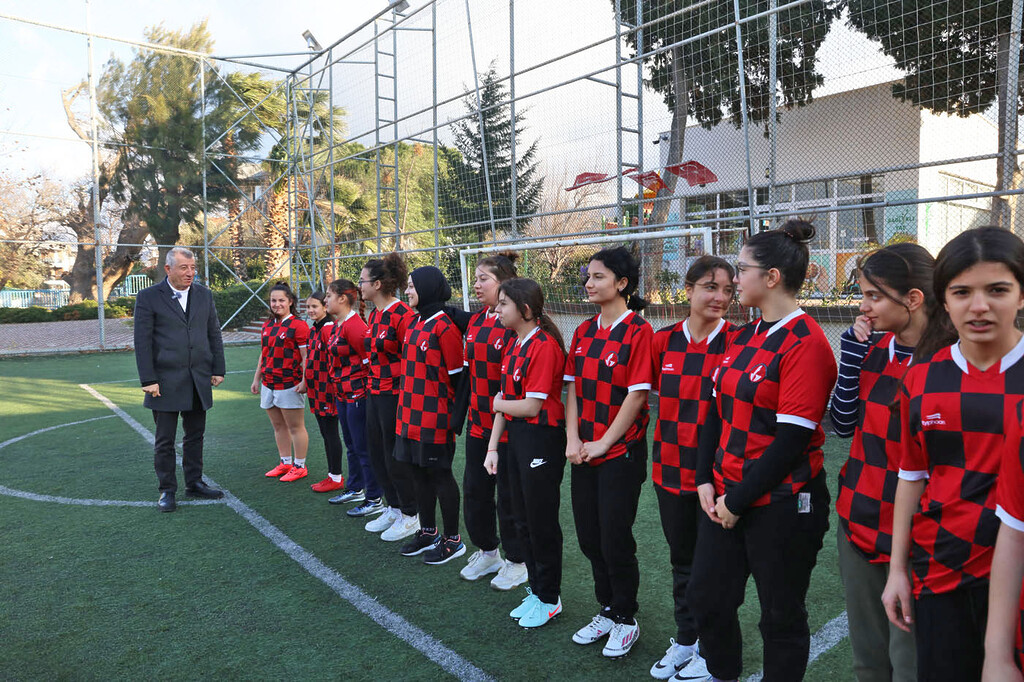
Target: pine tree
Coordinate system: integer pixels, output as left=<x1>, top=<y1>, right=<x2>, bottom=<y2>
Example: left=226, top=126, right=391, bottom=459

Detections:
left=439, top=63, right=544, bottom=245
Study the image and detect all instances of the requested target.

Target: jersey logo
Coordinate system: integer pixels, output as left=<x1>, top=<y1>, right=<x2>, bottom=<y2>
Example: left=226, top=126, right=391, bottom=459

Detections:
left=748, top=363, right=767, bottom=383
left=576, top=346, right=583, bottom=354
left=922, top=412, right=946, bottom=427
left=661, top=363, right=674, bottom=372
left=467, top=333, right=475, bottom=342
left=530, top=458, right=546, bottom=468
left=279, top=332, right=287, bottom=340
left=378, top=330, right=387, bottom=339
left=723, top=355, right=732, bottom=365
left=513, top=368, right=521, bottom=382
left=420, top=341, right=429, bottom=352
left=604, top=352, right=618, bottom=368
left=493, top=338, right=503, bottom=350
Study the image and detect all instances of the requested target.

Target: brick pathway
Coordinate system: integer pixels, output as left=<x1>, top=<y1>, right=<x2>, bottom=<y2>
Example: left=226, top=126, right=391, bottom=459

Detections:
left=0, top=318, right=259, bottom=356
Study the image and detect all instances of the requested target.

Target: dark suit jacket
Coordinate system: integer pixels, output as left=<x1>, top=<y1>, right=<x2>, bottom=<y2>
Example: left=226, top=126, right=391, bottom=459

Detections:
left=134, top=278, right=226, bottom=412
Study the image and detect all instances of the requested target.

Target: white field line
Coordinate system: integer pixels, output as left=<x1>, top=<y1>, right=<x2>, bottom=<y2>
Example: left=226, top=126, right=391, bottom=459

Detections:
left=744, top=610, right=849, bottom=682
left=89, top=369, right=253, bottom=385
left=79, top=383, right=492, bottom=682
left=0, top=414, right=217, bottom=507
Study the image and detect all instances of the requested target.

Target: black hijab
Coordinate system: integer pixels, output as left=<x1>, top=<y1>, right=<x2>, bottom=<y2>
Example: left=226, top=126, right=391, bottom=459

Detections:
left=410, top=266, right=452, bottom=321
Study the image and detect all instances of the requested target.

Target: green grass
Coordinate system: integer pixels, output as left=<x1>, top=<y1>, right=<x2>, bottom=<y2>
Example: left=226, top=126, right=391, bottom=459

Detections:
left=0, top=347, right=854, bottom=680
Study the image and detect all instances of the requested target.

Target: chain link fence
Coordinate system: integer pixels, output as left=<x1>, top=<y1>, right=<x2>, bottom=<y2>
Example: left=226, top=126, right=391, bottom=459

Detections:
left=1, top=0, right=1021, bottom=354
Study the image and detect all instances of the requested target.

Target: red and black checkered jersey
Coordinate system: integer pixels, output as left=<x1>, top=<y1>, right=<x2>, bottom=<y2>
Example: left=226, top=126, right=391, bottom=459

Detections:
left=499, top=326, right=566, bottom=428
left=260, top=315, right=310, bottom=390
left=652, top=317, right=732, bottom=495
left=996, top=399, right=1024, bottom=669
left=304, top=320, right=337, bottom=416
left=564, top=310, right=653, bottom=465
left=365, top=299, right=415, bottom=395
left=466, top=309, right=516, bottom=441
left=396, top=311, right=465, bottom=444
left=836, top=333, right=913, bottom=563
left=711, top=310, right=837, bottom=507
left=329, top=311, right=369, bottom=401
left=898, top=338, right=1024, bottom=597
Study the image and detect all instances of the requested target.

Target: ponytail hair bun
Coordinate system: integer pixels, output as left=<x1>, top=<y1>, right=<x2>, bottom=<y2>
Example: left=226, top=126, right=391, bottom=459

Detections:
left=781, top=219, right=815, bottom=244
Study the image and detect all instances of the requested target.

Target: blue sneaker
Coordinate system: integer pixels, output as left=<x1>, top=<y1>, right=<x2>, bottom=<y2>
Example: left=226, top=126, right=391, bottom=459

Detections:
left=509, top=589, right=538, bottom=619
left=346, top=497, right=385, bottom=517
left=519, top=596, right=561, bottom=628
left=423, top=536, right=467, bottom=565
left=328, top=489, right=365, bottom=505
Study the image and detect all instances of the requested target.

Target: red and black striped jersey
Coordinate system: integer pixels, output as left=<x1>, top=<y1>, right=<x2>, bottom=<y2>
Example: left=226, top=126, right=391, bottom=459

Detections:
left=652, top=317, right=732, bottom=495
left=897, top=338, right=1024, bottom=597
left=365, top=299, right=415, bottom=395
left=836, top=333, right=911, bottom=563
left=465, top=309, right=516, bottom=441
left=304, top=319, right=337, bottom=416
left=564, top=310, right=653, bottom=465
left=260, top=315, right=310, bottom=390
left=396, top=311, right=465, bottom=444
left=711, top=310, right=837, bottom=506
left=329, top=311, right=369, bottom=401
left=499, top=326, right=566, bottom=428
left=995, top=399, right=1024, bottom=670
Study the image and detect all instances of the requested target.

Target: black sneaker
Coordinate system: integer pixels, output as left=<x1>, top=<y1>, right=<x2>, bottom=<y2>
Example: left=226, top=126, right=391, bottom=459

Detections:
left=400, top=529, right=440, bottom=557
left=423, top=536, right=467, bottom=565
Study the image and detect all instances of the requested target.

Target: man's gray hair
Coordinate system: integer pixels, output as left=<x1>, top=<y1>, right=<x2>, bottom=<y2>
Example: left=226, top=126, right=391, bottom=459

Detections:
left=165, top=247, right=196, bottom=267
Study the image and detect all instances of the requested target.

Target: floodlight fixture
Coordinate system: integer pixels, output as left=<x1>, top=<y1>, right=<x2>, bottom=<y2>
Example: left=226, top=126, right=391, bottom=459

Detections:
left=391, top=0, right=411, bottom=13
left=302, top=30, right=323, bottom=52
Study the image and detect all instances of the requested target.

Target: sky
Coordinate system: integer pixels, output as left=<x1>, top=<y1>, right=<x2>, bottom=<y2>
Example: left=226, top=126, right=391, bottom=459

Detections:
left=0, top=0, right=902, bottom=187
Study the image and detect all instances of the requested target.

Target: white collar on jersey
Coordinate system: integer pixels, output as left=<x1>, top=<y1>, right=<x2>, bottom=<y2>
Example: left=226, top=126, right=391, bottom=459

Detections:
left=277, top=313, right=294, bottom=323
left=341, top=310, right=358, bottom=323
left=951, top=333, right=1024, bottom=374
left=758, top=308, right=805, bottom=337
left=683, top=317, right=727, bottom=345
left=888, top=335, right=913, bottom=364
left=516, top=325, right=541, bottom=348
left=424, top=310, right=445, bottom=323
left=597, top=309, right=631, bottom=331
left=380, top=298, right=399, bottom=312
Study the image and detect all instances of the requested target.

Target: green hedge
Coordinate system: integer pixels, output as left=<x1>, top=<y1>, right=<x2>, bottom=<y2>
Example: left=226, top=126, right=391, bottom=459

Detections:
left=213, top=280, right=268, bottom=329
left=0, top=299, right=134, bottom=324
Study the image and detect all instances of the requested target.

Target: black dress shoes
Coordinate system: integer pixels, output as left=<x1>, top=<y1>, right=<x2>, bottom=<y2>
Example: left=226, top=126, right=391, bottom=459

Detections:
left=158, top=491, right=176, bottom=513
left=185, top=480, right=224, bottom=499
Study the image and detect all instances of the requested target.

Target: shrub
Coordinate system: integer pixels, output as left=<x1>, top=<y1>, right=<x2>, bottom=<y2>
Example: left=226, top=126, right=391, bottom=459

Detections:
left=53, top=300, right=99, bottom=321
left=213, top=280, right=269, bottom=329
left=0, top=306, right=53, bottom=324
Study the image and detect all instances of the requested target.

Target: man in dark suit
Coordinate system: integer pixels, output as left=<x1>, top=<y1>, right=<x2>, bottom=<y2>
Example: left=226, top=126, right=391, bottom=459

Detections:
left=134, top=247, right=226, bottom=512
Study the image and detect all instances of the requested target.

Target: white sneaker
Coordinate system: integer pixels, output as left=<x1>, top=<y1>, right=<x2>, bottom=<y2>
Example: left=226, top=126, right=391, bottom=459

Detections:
left=489, top=560, right=528, bottom=591
left=380, top=513, right=419, bottom=542
left=459, top=549, right=505, bottom=581
left=602, top=620, right=640, bottom=659
left=572, top=612, right=615, bottom=645
left=670, top=651, right=710, bottom=681
left=365, top=507, right=399, bottom=533
left=651, top=638, right=699, bottom=679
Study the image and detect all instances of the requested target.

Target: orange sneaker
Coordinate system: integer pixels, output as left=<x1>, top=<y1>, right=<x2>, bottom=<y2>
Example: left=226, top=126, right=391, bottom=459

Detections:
left=280, top=465, right=309, bottom=482
left=265, top=462, right=292, bottom=477
left=311, top=477, right=345, bottom=493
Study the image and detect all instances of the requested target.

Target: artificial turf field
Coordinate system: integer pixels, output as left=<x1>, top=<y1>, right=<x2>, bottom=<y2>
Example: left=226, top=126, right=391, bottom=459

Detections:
left=0, top=345, right=855, bottom=681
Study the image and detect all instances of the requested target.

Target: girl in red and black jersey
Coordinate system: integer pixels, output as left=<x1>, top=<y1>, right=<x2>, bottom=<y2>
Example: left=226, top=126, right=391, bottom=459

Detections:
left=828, top=244, right=934, bottom=681
left=689, top=220, right=838, bottom=682
left=882, top=227, right=1024, bottom=681
left=459, top=252, right=526, bottom=590
left=395, top=266, right=467, bottom=566
left=485, top=277, right=567, bottom=629
left=252, top=282, right=311, bottom=481
left=303, top=291, right=346, bottom=493
left=648, top=255, right=734, bottom=680
left=324, top=279, right=381, bottom=518
left=358, top=253, right=421, bottom=541
left=564, top=246, right=653, bottom=659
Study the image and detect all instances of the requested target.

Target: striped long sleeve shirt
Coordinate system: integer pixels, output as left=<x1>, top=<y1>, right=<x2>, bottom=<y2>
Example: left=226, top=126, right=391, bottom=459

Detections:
left=829, top=327, right=912, bottom=437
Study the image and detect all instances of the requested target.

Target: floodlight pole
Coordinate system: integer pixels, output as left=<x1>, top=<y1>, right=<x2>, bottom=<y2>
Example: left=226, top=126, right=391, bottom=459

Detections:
left=768, top=0, right=778, bottom=227
left=86, top=0, right=104, bottom=348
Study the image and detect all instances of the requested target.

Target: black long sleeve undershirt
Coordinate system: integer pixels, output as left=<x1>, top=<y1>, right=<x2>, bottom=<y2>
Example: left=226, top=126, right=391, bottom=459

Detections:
left=693, top=400, right=816, bottom=516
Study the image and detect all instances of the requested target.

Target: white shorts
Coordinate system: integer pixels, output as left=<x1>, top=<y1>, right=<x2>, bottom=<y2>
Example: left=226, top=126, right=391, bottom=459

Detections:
left=260, top=384, right=305, bottom=410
